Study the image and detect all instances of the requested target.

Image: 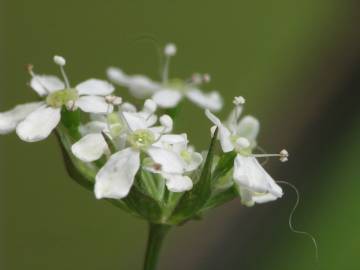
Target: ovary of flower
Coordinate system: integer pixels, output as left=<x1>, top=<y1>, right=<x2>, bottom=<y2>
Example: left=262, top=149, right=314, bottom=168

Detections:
left=0, top=57, right=115, bottom=142
left=205, top=104, right=284, bottom=206
left=106, top=43, right=223, bottom=111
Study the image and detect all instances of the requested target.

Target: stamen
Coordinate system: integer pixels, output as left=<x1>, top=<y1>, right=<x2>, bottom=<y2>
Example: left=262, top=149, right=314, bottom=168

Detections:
left=251, top=149, right=289, bottom=162
left=162, top=43, right=177, bottom=83
left=105, top=95, right=123, bottom=106
left=53, top=55, right=70, bottom=88
left=233, top=96, right=246, bottom=120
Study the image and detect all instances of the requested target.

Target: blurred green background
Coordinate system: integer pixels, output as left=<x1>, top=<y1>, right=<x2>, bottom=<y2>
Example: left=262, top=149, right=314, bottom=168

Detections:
left=1, top=0, right=360, bottom=269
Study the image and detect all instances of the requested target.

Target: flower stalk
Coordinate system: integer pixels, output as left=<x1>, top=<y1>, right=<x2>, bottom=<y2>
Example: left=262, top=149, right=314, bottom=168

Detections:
left=143, top=223, right=171, bottom=270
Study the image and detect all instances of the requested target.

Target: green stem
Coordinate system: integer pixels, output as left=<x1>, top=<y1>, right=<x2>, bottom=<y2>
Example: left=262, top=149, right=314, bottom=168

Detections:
left=143, top=223, right=171, bottom=270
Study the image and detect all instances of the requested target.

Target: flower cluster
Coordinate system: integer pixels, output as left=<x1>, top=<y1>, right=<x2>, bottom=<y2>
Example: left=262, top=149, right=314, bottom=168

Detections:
left=0, top=44, right=288, bottom=225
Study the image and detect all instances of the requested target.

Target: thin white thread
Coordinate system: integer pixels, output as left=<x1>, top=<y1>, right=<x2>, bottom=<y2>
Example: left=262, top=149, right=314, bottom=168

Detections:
left=277, top=180, right=319, bottom=262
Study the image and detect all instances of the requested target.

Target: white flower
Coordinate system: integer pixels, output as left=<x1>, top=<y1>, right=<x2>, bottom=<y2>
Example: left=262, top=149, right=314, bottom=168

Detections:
left=71, top=99, right=192, bottom=199
left=205, top=98, right=284, bottom=206
left=0, top=57, right=115, bottom=142
left=107, top=43, right=223, bottom=111
left=146, top=134, right=203, bottom=192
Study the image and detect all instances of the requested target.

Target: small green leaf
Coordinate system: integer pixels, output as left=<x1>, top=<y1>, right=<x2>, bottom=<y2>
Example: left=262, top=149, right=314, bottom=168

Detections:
left=169, top=128, right=219, bottom=224
left=212, top=151, right=237, bottom=183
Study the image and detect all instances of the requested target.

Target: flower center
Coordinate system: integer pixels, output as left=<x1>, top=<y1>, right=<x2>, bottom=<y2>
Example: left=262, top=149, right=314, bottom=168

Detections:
left=46, top=89, right=79, bottom=108
left=128, top=129, right=155, bottom=150
left=231, top=135, right=253, bottom=156
left=180, top=149, right=192, bottom=162
left=164, top=79, right=187, bottom=93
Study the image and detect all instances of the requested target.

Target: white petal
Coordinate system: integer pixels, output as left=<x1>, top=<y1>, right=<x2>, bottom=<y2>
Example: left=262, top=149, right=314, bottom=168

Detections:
left=186, top=89, right=223, bottom=111
left=107, top=67, right=160, bottom=98
left=239, top=187, right=279, bottom=206
left=0, top=102, right=44, bottom=134
left=95, top=148, right=140, bottom=199
left=163, top=174, right=193, bottom=192
left=79, top=121, right=108, bottom=136
left=233, top=155, right=283, bottom=197
left=71, top=133, right=108, bottom=162
left=16, top=105, right=61, bottom=142
left=152, top=89, right=183, bottom=108
left=128, top=76, right=160, bottom=98
left=205, top=110, right=234, bottom=152
left=76, top=79, right=114, bottom=96
left=147, top=146, right=186, bottom=174
left=30, top=75, right=65, bottom=96
left=107, top=67, right=131, bottom=85
left=185, top=152, right=203, bottom=172
left=76, top=96, right=113, bottom=114
left=152, top=134, right=188, bottom=149
left=122, top=112, right=148, bottom=131
left=237, top=115, right=260, bottom=142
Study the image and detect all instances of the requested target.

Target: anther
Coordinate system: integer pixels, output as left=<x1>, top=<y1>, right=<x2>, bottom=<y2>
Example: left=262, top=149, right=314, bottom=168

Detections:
left=164, top=43, right=177, bottom=56
left=53, top=55, right=66, bottom=66
left=233, top=96, right=246, bottom=106
left=105, top=95, right=123, bottom=106
left=280, top=149, right=289, bottom=162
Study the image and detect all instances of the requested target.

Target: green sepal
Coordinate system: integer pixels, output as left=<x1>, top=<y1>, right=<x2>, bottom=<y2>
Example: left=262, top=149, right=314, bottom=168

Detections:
left=169, top=128, right=218, bottom=224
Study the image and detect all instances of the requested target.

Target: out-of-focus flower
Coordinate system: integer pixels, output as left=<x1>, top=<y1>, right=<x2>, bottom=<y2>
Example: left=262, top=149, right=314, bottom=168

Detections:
left=107, top=43, right=223, bottom=111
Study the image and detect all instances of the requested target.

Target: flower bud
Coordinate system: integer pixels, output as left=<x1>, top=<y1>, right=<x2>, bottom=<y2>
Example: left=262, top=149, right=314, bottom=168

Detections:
left=160, top=114, right=173, bottom=132
left=144, top=99, right=157, bottom=114
left=236, top=137, right=250, bottom=149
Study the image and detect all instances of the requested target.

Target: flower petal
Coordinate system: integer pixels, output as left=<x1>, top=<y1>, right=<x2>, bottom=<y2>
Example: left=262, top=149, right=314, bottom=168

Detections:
left=128, top=76, right=160, bottom=98
left=233, top=155, right=283, bottom=197
left=163, top=173, right=193, bottom=192
left=122, top=112, right=148, bottom=131
left=71, top=133, right=108, bottom=162
left=152, top=89, right=183, bottom=108
left=147, top=146, right=186, bottom=174
left=186, top=89, right=223, bottom=111
left=237, top=115, right=260, bottom=142
left=30, top=75, right=65, bottom=96
left=107, top=67, right=131, bottom=85
left=95, top=148, right=140, bottom=199
left=16, top=105, right=61, bottom=142
left=76, top=79, right=114, bottom=96
left=205, top=109, right=234, bottom=152
left=76, top=96, right=113, bottom=114
left=185, top=152, right=203, bottom=172
left=79, top=121, right=108, bottom=136
left=107, top=67, right=159, bottom=98
left=0, top=102, right=44, bottom=134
